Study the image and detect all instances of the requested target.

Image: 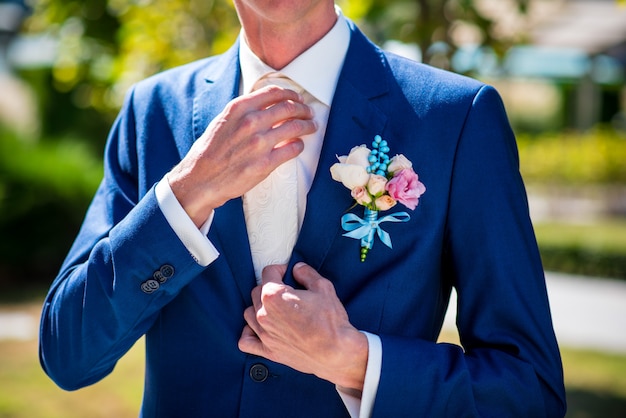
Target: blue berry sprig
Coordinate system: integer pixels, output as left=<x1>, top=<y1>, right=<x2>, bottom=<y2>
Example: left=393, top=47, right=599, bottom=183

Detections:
left=367, top=135, right=391, bottom=177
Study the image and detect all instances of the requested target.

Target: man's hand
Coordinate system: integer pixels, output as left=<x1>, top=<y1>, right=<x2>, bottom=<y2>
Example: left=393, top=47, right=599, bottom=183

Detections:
left=167, top=86, right=316, bottom=227
left=238, top=263, right=368, bottom=393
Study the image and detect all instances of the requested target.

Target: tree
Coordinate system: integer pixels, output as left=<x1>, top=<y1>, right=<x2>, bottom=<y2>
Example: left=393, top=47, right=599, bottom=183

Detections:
left=343, top=0, right=530, bottom=69
left=24, top=0, right=240, bottom=142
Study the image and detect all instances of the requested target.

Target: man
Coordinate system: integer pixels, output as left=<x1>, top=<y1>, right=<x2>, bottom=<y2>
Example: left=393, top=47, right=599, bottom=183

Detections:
left=39, top=1, right=566, bottom=416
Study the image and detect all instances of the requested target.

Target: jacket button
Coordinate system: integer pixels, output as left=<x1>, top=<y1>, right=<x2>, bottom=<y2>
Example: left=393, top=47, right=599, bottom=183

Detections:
left=249, top=363, right=269, bottom=383
left=160, top=264, right=175, bottom=279
left=141, top=279, right=159, bottom=294
left=153, top=270, right=166, bottom=283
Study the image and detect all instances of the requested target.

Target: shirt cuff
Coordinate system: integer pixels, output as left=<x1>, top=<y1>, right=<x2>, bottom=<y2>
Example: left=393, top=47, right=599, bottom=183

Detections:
left=336, top=331, right=382, bottom=418
left=155, top=178, right=220, bottom=266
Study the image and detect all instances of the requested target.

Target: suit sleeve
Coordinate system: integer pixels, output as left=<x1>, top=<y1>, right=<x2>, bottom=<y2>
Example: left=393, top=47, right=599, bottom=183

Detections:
left=39, top=87, right=208, bottom=390
left=372, top=86, right=566, bottom=417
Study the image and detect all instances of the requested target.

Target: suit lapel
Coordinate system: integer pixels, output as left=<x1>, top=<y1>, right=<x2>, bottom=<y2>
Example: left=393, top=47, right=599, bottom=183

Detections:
left=211, top=198, right=256, bottom=304
left=288, top=25, right=390, bottom=283
left=192, top=41, right=241, bottom=140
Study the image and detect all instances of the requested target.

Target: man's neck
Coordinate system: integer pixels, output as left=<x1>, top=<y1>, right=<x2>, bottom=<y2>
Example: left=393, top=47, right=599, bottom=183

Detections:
left=236, top=2, right=338, bottom=70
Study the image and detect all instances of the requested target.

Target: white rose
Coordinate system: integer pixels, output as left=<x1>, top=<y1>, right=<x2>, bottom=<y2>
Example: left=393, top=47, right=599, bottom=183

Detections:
left=388, top=154, right=413, bottom=173
left=330, top=163, right=370, bottom=190
left=367, top=175, right=388, bottom=196
left=345, top=145, right=371, bottom=168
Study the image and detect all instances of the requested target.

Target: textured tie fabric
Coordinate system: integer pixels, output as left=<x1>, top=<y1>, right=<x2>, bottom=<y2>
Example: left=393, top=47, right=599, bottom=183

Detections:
left=243, top=73, right=305, bottom=283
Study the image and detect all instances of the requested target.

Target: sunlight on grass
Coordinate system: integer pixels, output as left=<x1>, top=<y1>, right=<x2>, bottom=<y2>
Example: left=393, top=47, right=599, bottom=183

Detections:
left=561, top=348, right=626, bottom=417
left=0, top=331, right=143, bottom=418
left=561, top=348, right=626, bottom=397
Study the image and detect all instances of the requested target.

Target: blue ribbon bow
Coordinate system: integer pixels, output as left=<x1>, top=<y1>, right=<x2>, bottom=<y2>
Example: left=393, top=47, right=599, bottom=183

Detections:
left=341, top=210, right=411, bottom=250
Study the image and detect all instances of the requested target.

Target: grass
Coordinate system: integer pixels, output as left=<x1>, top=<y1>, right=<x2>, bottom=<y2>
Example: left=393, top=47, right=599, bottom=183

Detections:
left=0, top=303, right=143, bottom=418
left=0, top=303, right=623, bottom=417
left=561, top=348, right=626, bottom=417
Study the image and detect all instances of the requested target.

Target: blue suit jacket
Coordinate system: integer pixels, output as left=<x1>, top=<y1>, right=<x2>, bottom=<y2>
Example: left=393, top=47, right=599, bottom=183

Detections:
left=40, top=22, right=566, bottom=417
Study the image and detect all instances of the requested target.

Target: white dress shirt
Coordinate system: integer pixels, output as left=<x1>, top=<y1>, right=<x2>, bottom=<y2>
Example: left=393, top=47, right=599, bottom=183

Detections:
left=155, top=8, right=381, bottom=418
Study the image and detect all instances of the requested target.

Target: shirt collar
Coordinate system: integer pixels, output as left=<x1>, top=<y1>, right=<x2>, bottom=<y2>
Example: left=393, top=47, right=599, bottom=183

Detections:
left=239, top=7, right=351, bottom=106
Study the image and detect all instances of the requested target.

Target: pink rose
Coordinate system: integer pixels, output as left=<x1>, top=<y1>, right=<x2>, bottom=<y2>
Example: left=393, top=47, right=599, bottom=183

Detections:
left=351, top=186, right=372, bottom=206
left=374, top=195, right=397, bottom=211
left=386, top=168, right=426, bottom=210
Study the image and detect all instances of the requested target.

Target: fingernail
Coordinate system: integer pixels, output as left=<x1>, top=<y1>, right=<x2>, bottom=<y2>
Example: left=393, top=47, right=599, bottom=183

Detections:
left=294, top=262, right=306, bottom=270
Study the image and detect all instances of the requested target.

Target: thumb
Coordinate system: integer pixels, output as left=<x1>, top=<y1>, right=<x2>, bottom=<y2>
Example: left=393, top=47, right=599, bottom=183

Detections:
left=260, top=264, right=288, bottom=285
left=292, top=262, right=325, bottom=291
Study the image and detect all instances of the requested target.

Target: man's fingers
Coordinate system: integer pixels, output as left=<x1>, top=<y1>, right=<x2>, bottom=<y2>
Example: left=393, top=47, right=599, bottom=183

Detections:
left=257, top=103, right=316, bottom=154
left=293, top=262, right=334, bottom=292
left=261, top=264, right=288, bottom=285
left=248, top=84, right=304, bottom=109
left=233, top=89, right=316, bottom=172
left=261, top=93, right=313, bottom=122
left=267, top=138, right=304, bottom=169
left=250, top=285, right=263, bottom=312
left=250, top=265, right=288, bottom=317
left=238, top=324, right=262, bottom=356
left=243, top=306, right=260, bottom=333
left=293, top=262, right=314, bottom=289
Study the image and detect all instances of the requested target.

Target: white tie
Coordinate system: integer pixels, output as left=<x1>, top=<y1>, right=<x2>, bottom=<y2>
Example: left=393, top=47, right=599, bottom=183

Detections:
left=243, top=73, right=304, bottom=283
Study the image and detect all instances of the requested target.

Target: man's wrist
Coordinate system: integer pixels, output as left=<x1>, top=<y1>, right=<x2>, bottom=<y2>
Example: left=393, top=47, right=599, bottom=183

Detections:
left=166, top=171, right=217, bottom=228
left=335, top=331, right=382, bottom=418
left=330, top=328, right=369, bottom=391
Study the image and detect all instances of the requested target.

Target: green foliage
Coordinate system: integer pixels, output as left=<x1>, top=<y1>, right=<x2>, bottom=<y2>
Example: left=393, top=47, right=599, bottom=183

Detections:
left=539, top=245, right=626, bottom=281
left=518, top=129, right=626, bottom=185
left=23, top=0, right=240, bottom=142
left=345, top=0, right=529, bottom=67
left=0, top=129, right=102, bottom=282
left=534, top=221, right=626, bottom=280
left=26, top=0, right=239, bottom=115
left=522, top=130, right=626, bottom=280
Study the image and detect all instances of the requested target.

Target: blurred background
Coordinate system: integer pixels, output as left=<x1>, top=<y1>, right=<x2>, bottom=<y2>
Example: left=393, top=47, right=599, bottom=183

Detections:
left=0, top=0, right=625, bottom=416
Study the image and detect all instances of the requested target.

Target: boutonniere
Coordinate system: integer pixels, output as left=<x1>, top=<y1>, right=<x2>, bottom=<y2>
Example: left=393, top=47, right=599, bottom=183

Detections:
left=330, top=135, right=426, bottom=261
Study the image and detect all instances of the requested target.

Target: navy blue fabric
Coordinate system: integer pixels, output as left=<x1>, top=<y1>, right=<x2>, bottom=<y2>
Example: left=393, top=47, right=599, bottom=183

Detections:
left=40, top=23, right=566, bottom=417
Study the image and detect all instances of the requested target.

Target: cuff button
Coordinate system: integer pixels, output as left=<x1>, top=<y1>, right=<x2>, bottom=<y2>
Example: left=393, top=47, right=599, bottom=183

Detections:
left=141, top=279, right=160, bottom=294
left=160, top=264, right=175, bottom=279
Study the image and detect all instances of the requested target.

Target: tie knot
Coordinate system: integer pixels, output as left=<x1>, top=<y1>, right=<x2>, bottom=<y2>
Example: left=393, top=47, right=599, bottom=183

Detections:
left=252, top=72, right=305, bottom=95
